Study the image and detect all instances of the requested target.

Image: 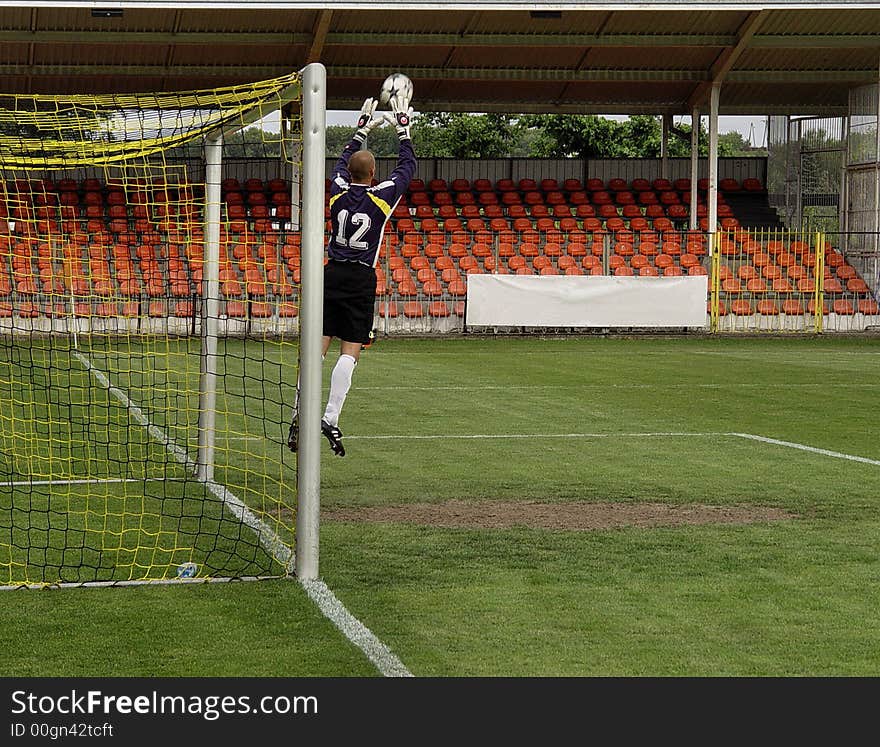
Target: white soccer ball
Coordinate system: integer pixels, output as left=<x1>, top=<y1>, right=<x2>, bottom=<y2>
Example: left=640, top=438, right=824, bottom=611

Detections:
left=176, top=561, right=198, bottom=579
left=379, top=72, right=413, bottom=106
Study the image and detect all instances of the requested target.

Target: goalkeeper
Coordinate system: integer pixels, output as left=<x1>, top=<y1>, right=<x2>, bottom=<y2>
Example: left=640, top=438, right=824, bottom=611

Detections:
left=288, top=88, right=416, bottom=457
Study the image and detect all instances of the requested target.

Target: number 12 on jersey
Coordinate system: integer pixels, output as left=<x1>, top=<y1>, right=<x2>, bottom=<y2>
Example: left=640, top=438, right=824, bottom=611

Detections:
left=335, top=208, right=372, bottom=250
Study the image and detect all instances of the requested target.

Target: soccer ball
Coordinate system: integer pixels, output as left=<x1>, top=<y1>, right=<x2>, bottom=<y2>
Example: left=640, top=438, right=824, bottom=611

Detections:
left=176, top=561, right=198, bottom=579
left=379, top=72, right=413, bottom=106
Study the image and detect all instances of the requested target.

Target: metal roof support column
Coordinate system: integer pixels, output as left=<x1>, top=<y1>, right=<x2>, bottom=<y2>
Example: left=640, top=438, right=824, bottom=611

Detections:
left=708, top=82, right=721, bottom=234
left=661, top=114, right=671, bottom=181
left=840, top=113, right=850, bottom=254
left=875, top=68, right=880, bottom=253
left=690, top=107, right=700, bottom=232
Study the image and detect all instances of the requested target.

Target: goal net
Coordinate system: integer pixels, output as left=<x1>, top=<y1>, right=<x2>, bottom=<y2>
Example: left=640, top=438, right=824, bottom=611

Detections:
left=0, top=73, right=307, bottom=587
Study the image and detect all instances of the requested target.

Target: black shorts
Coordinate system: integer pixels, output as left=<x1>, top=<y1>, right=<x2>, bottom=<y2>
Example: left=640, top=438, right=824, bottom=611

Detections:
left=323, top=260, right=376, bottom=344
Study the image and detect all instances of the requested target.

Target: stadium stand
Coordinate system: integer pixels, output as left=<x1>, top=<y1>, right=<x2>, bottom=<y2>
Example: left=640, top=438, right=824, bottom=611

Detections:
left=0, top=173, right=874, bottom=329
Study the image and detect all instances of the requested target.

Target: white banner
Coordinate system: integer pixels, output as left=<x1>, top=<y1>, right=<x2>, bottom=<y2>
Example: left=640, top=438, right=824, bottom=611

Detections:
left=465, top=274, right=708, bottom=328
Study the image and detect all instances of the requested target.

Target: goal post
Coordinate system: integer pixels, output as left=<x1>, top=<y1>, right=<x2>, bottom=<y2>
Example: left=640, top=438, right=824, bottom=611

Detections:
left=0, top=69, right=321, bottom=588
left=295, top=62, right=326, bottom=581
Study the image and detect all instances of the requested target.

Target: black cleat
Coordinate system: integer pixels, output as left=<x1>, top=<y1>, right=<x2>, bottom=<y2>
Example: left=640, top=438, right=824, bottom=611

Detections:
left=321, top=419, right=345, bottom=457
left=287, top=412, right=298, bottom=452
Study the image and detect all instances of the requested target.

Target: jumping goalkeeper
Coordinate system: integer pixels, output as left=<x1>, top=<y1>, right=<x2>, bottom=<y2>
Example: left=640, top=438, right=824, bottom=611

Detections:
left=287, top=88, right=416, bottom=457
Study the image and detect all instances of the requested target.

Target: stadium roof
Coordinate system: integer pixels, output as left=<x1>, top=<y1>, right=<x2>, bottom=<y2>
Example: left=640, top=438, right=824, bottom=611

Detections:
left=0, top=1, right=878, bottom=115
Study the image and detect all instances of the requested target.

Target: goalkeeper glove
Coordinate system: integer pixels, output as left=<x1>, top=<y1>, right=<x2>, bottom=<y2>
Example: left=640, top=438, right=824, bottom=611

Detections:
left=384, top=93, right=413, bottom=141
left=353, top=97, right=382, bottom=143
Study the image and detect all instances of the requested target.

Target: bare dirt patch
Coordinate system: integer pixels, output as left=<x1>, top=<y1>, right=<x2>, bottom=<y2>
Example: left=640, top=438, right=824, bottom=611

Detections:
left=323, top=500, right=795, bottom=531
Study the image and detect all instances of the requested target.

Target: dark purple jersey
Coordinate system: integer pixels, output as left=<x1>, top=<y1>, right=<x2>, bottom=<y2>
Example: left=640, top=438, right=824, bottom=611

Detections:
left=326, top=136, right=417, bottom=267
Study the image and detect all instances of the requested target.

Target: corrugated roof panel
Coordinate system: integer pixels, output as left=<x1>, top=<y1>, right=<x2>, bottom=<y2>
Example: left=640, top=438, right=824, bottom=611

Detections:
left=0, top=4, right=871, bottom=115
left=331, top=9, right=475, bottom=34
left=446, top=46, right=586, bottom=68
left=324, top=46, right=455, bottom=67
left=561, top=80, right=697, bottom=107
left=723, top=82, right=848, bottom=113
left=37, top=7, right=178, bottom=32
left=0, top=7, right=34, bottom=30
left=758, top=8, right=880, bottom=34
left=601, top=10, right=749, bottom=34
left=176, top=8, right=315, bottom=33
left=739, top=47, right=880, bottom=71
left=464, top=9, right=609, bottom=34
left=0, top=42, right=30, bottom=64
left=33, top=43, right=169, bottom=67
left=171, top=44, right=303, bottom=67
left=585, top=46, right=720, bottom=70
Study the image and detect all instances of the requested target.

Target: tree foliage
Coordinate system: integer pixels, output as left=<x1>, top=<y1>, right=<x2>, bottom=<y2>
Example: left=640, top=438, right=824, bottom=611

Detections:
left=325, top=113, right=766, bottom=160
left=223, top=125, right=282, bottom=158
left=411, top=113, right=518, bottom=158
left=520, top=114, right=763, bottom=159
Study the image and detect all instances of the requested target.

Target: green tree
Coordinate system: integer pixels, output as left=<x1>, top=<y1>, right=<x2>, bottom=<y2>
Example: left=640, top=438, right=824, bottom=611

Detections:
left=717, top=130, right=766, bottom=157
left=519, top=114, right=766, bottom=159
left=411, top=113, right=519, bottom=158
left=325, top=112, right=768, bottom=160
left=223, top=125, right=281, bottom=158
left=325, top=123, right=400, bottom=158
left=520, top=114, right=621, bottom=158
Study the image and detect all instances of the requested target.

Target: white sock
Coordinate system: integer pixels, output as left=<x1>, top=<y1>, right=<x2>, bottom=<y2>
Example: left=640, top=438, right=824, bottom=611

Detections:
left=322, top=354, right=357, bottom=427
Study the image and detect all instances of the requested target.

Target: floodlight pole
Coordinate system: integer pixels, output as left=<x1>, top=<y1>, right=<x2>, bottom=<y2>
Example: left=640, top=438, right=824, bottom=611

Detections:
left=197, top=133, right=222, bottom=482
left=295, top=62, right=326, bottom=581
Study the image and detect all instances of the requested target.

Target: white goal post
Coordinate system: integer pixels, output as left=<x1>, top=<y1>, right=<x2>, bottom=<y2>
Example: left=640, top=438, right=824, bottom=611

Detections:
left=295, top=62, right=326, bottom=580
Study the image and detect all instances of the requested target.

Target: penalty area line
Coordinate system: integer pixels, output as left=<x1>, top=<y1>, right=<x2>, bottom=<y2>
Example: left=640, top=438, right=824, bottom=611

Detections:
left=347, top=431, right=880, bottom=469
left=346, top=431, right=726, bottom=441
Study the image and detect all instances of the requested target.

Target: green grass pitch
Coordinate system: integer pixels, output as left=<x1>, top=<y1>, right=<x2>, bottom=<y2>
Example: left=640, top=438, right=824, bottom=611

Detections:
left=2, top=334, right=880, bottom=676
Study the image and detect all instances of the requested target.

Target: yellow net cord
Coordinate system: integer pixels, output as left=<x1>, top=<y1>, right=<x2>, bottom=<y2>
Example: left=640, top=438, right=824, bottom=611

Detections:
left=0, top=73, right=302, bottom=586
left=0, top=73, right=300, bottom=169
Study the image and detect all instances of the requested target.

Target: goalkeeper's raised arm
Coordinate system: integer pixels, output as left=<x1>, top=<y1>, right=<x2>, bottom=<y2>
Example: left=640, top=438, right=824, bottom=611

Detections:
left=382, top=90, right=417, bottom=207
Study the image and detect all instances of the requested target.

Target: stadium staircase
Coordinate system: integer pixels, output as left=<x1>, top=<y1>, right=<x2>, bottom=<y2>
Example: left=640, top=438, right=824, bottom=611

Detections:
left=719, top=182, right=785, bottom=231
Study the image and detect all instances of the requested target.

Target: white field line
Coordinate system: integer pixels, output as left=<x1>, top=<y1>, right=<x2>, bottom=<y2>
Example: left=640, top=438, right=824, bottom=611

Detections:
left=0, top=576, right=278, bottom=591
left=359, top=350, right=880, bottom=359
left=354, top=382, right=880, bottom=391
left=346, top=431, right=725, bottom=441
left=300, top=579, right=413, bottom=678
left=72, top=350, right=410, bottom=678
left=2, top=477, right=177, bottom=488
left=345, top=431, right=880, bottom=470
left=731, top=433, right=880, bottom=467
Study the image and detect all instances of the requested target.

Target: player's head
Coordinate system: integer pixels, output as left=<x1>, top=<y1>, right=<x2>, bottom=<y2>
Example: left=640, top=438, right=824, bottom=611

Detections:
left=349, top=149, right=375, bottom=184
